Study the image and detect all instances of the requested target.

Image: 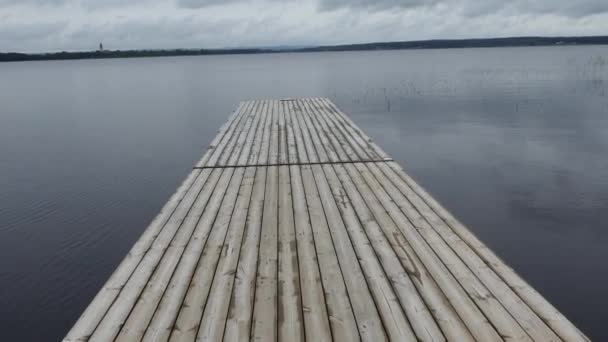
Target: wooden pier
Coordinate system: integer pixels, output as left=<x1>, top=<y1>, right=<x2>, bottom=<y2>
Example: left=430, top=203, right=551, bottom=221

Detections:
left=64, top=98, right=588, bottom=341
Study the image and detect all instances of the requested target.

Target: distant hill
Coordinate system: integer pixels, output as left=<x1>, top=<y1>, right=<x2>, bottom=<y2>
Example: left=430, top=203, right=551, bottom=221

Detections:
left=0, top=48, right=269, bottom=62
left=2, top=36, right=608, bottom=62
left=299, top=36, right=608, bottom=52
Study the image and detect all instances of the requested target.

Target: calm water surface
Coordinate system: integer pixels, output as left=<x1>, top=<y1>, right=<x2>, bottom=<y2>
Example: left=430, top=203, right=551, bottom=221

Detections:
left=1, top=47, right=607, bottom=341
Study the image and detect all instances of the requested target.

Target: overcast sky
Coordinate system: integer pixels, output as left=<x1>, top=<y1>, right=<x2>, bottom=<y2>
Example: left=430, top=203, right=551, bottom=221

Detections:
left=1, top=0, right=608, bottom=53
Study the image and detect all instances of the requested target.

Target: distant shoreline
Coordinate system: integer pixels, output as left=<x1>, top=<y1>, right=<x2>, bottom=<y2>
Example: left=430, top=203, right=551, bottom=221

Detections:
left=2, top=36, right=608, bottom=63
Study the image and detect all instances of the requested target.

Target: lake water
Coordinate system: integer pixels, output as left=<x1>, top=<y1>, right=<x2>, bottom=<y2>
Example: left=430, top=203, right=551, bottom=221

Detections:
left=1, top=46, right=607, bottom=341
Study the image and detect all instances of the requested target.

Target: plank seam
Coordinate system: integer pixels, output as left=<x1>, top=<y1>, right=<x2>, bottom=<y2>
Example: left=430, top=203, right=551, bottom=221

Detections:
left=194, top=159, right=394, bottom=169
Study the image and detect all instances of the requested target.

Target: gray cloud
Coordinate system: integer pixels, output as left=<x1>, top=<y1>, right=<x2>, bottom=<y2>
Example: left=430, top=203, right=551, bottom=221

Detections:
left=0, top=20, right=66, bottom=40
left=0, top=0, right=60, bottom=4
left=0, top=0, right=155, bottom=10
left=458, top=0, right=608, bottom=18
left=315, top=0, right=608, bottom=17
left=317, top=0, right=440, bottom=12
left=1, top=0, right=608, bottom=53
left=177, top=0, right=240, bottom=9
left=175, top=0, right=439, bottom=11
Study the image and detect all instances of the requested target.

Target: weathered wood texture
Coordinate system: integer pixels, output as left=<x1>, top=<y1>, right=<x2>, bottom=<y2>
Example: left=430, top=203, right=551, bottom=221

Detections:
left=65, top=98, right=588, bottom=342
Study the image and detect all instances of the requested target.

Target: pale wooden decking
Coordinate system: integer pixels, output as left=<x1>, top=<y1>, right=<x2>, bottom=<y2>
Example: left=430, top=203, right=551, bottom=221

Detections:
left=64, top=98, right=588, bottom=342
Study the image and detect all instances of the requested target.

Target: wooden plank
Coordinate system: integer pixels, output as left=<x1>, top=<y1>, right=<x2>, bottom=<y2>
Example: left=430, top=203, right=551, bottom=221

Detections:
left=309, top=164, right=387, bottom=342
left=300, top=165, right=360, bottom=341
left=268, top=102, right=280, bottom=165
left=285, top=100, right=308, bottom=164
left=297, top=99, right=333, bottom=163
left=251, top=166, right=278, bottom=341
left=277, top=103, right=304, bottom=341
left=336, top=163, right=449, bottom=342
left=311, top=98, right=374, bottom=161
left=348, top=162, right=476, bottom=341
left=276, top=101, right=290, bottom=165
left=168, top=167, right=242, bottom=342
left=197, top=166, right=257, bottom=341
left=224, top=101, right=262, bottom=166
left=307, top=99, right=362, bottom=162
left=277, top=166, right=305, bottom=341
left=320, top=163, right=418, bottom=341
left=114, top=168, right=224, bottom=341
left=290, top=165, right=332, bottom=341
left=223, top=103, right=273, bottom=341
left=282, top=109, right=319, bottom=340
left=290, top=100, right=317, bottom=163
left=315, top=97, right=389, bottom=160
left=283, top=100, right=300, bottom=165
left=245, top=100, right=269, bottom=166
left=301, top=103, right=449, bottom=341
left=302, top=98, right=350, bottom=163
left=141, top=168, right=235, bottom=341
left=223, top=167, right=267, bottom=341
left=255, top=100, right=273, bottom=166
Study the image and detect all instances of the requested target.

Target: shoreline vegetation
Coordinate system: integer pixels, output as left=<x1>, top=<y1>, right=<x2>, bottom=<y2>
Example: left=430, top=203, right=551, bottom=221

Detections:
left=2, top=35, right=608, bottom=62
